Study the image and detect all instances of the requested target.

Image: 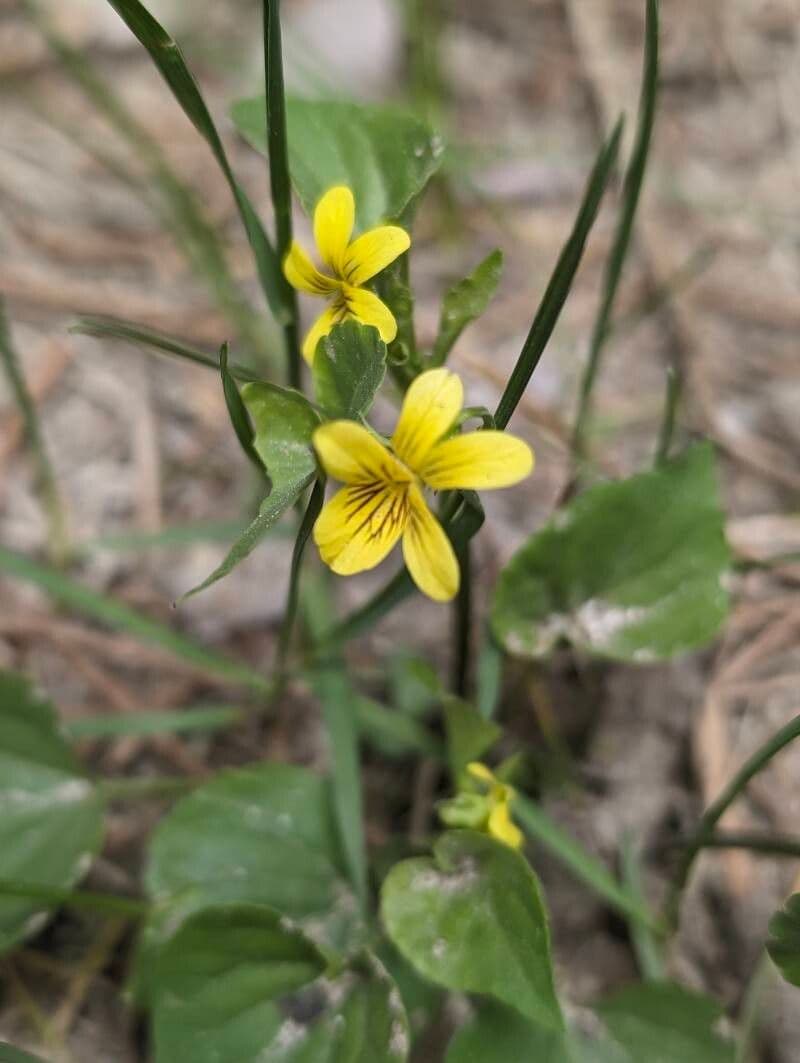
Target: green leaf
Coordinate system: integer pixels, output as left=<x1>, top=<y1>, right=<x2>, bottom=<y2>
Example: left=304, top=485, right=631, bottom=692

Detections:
left=767, top=893, right=800, bottom=987
left=595, top=982, right=735, bottom=1063
left=0, top=1045, right=51, bottom=1063
left=313, top=322, right=387, bottom=420
left=446, top=1003, right=573, bottom=1063
left=219, top=343, right=264, bottom=476
left=381, top=831, right=563, bottom=1031
left=151, top=904, right=327, bottom=1063
left=355, top=696, right=443, bottom=760
left=0, top=672, right=103, bottom=953
left=63, top=705, right=243, bottom=740
left=181, top=481, right=304, bottom=600
left=390, top=654, right=441, bottom=718
left=143, top=762, right=362, bottom=958
left=0, top=546, right=268, bottom=691
left=151, top=911, right=409, bottom=1063
left=232, top=97, right=444, bottom=229
left=443, top=698, right=501, bottom=780
left=103, top=0, right=286, bottom=319
left=431, top=250, right=503, bottom=366
left=243, top=382, right=321, bottom=486
left=492, top=445, right=730, bottom=661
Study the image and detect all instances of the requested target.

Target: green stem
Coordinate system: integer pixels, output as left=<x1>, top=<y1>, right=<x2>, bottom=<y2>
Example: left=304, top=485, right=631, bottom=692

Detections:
left=654, top=365, right=681, bottom=466
left=452, top=541, right=472, bottom=698
left=0, top=299, right=70, bottom=566
left=277, top=479, right=325, bottom=674
left=570, top=0, right=659, bottom=461
left=665, top=714, right=800, bottom=929
left=264, top=0, right=302, bottom=390
left=669, top=830, right=800, bottom=861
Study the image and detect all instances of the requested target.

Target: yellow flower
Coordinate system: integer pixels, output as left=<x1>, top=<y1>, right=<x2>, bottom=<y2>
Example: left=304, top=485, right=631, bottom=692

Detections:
left=283, top=186, right=411, bottom=363
left=312, top=368, right=534, bottom=602
left=438, top=762, right=524, bottom=849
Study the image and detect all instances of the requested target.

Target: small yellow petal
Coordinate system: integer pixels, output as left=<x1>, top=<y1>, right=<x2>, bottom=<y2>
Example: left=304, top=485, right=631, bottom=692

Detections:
left=283, top=241, right=338, bottom=296
left=402, top=485, right=459, bottom=602
left=314, top=483, right=409, bottom=575
left=313, top=421, right=412, bottom=485
left=341, top=226, right=411, bottom=286
left=392, top=368, right=464, bottom=472
left=314, top=186, right=355, bottom=274
left=342, top=286, right=398, bottom=344
left=488, top=801, right=523, bottom=850
left=420, top=431, right=534, bottom=490
left=302, top=304, right=346, bottom=364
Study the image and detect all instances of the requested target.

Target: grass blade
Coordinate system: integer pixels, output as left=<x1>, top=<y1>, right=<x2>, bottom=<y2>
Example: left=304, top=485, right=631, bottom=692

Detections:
left=654, top=365, right=681, bottom=466
left=264, top=0, right=301, bottom=388
left=494, top=118, right=623, bottom=430
left=102, top=0, right=287, bottom=322
left=515, top=795, right=660, bottom=931
left=0, top=300, right=70, bottom=566
left=64, top=705, right=244, bottom=740
left=570, top=0, right=659, bottom=458
left=0, top=545, right=268, bottom=691
left=82, top=519, right=255, bottom=553
left=219, top=343, right=266, bottom=475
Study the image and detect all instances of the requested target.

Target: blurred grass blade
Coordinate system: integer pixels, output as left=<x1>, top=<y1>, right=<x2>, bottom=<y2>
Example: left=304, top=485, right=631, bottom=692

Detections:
left=355, top=696, right=443, bottom=759
left=654, top=365, right=681, bottom=466
left=0, top=879, right=146, bottom=919
left=494, top=118, right=623, bottom=430
left=264, top=0, right=301, bottom=387
left=0, top=299, right=69, bottom=565
left=64, top=706, right=244, bottom=740
left=0, top=546, right=268, bottom=691
left=515, top=795, right=660, bottom=930
left=571, top=0, right=659, bottom=458
left=83, top=519, right=255, bottom=553
left=621, top=834, right=665, bottom=980
left=103, top=0, right=287, bottom=321
left=303, top=575, right=368, bottom=912
left=219, top=343, right=266, bottom=475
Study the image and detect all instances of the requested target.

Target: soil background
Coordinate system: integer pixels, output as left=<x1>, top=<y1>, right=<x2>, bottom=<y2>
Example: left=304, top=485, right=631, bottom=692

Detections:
left=1, top=0, right=800, bottom=1059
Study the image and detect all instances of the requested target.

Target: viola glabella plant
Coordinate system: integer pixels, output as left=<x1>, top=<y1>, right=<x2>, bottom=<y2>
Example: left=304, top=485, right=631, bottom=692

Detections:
left=6, top=2, right=792, bottom=1061
left=284, top=185, right=410, bottom=361
left=312, top=366, right=533, bottom=601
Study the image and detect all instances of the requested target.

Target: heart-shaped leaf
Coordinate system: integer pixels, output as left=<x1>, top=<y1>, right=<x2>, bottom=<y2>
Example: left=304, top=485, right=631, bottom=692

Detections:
left=381, top=831, right=562, bottom=1031
left=431, top=250, right=503, bottom=367
left=768, top=893, right=800, bottom=987
left=0, top=672, right=103, bottom=954
left=151, top=906, right=409, bottom=1063
left=232, top=97, right=444, bottom=229
left=143, top=763, right=362, bottom=963
left=313, top=321, right=386, bottom=420
left=595, top=982, right=734, bottom=1063
left=492, top=445, right=730, bottom=662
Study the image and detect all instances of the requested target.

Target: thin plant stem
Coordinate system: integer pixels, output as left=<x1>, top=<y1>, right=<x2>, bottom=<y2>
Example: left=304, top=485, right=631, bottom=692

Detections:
left=665, top=714, right=800, bottom=928
left=264, top=0, right=302, bottom=389
left=452, top=541, right=472, bottom=698
left=570, top=0, right=659, bottom=461
left=668, top=830, right=800, bottom=861
left=276, top=479, right=326, bottom=676
left=654, top=365, right=681, bottom=466
left=0, top=300, right=70, bottom=565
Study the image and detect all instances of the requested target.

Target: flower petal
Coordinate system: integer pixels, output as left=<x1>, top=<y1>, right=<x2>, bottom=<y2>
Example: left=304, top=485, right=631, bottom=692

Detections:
left=341, top=225, right=411, bottom=286
left=283, top=241, right=338, bottom=295
left=314, top=483, right=409, bottom=575
left=488, top=801, right=524, bottom=850
left=313, top=421, right=412, bottom=485
left=402, top=485, right=459, bottom=602
left=391, top=368, right=463, bottom=472
left=302, top=304, right=346, bottom=364
left=342, top=286, right=398, bottom=344
left=314, top=186, right=355, bottom=273
left=420, top=431, right=534, bottom=490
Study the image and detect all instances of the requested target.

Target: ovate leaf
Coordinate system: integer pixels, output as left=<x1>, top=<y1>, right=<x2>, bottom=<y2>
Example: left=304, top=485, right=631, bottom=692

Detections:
left=492, top=445, right=730, bottom=662
left=767, top=893, right=800, bottom=987
left=595, top=982, right=734, bottom=1063
left=0, top=672, right=103, bottom=953
left=431, top=250, right=503, bottom=366
left=381, top=831, right=562, bottom=1031
left=313, top=322, right=387, bottom=420
left=143, top=763, right=362, bottom=959
left=232, top=97, right=444, bottom=229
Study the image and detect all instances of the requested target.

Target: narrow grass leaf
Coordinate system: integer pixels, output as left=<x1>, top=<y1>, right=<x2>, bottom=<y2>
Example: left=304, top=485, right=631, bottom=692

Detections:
left=494, top=119, right=623, bottom=430
left=103, top=0, right=286, bottom=319
left=0, top=546, right=268, bottom=691
left=219, top=343, right=265, bottom=476
left=64, top=706, right=244, bottom=741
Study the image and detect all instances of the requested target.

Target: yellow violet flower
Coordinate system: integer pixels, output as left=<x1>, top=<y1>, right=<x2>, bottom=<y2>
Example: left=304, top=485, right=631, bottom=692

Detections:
left=283, top=185, right=411, bottom=363
left=439, top=762, right=524, bottom=850
left=312, top=367, right=534, bottom=602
